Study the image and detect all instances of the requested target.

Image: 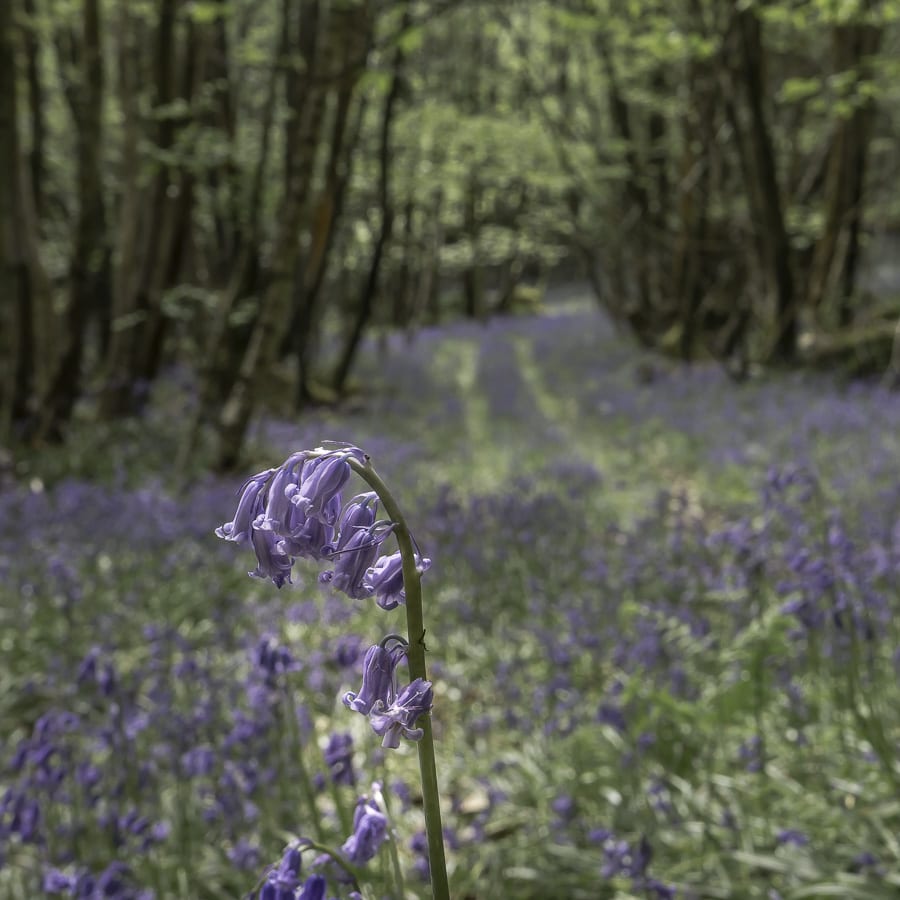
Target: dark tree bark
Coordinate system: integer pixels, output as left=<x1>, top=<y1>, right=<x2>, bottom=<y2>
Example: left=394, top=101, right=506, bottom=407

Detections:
left=0, top=0, right=54, bottom=438
left=215, top=0, right=371, bottom=469
left=101, top=0, right=196, bottom=417
left=22, top=0, right=45, bottom=221
left=290, top=16, right=369, bottom=408
left=806, top=8, right=882, bottom=327
left=331, top=3, right=411, bottom=396
left=38, top=0, right=109, bottom=439
left=730, top=7, right=797, bottom=361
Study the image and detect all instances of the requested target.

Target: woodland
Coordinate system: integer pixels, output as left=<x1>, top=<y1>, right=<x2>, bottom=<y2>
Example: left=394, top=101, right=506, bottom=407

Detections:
left=4, top=4, right=900, bottom=899
left=2, top=0, right=899, bottom=467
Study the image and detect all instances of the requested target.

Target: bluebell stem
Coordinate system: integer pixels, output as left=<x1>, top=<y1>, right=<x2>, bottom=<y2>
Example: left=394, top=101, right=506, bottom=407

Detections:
left=218, top=445, right=449, bottom=900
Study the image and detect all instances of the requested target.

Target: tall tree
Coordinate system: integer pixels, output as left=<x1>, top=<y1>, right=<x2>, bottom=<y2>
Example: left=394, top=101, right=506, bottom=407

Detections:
left=0, top=0, right=55, bottom=438
left=331, top=3, right=412, bottom=395
left=214, top=0, right=371, bottom=469
left=806, top=2, right=883, bottom=327
left=38, top=0, right=109, bottom=439
left=100, top=0, right=197, bottom=417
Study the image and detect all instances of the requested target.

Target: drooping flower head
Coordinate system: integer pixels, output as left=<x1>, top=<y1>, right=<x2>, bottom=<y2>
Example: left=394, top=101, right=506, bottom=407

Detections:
left=216, top=447, right=373, bottom=588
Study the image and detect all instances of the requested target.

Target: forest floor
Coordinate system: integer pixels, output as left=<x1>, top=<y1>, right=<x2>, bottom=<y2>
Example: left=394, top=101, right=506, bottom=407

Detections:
left=3, top=298, right=900, bottom=899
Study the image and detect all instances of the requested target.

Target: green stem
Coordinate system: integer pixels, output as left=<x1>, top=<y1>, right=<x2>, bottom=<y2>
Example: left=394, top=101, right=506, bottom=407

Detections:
left=349, top=456, right=450, bottom=900
left=282, top=685, right=326, bottom=842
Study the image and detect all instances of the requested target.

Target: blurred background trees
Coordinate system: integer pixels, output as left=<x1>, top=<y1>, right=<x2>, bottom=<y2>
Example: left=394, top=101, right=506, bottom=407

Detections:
left=2, top=0, right=899, bottom=465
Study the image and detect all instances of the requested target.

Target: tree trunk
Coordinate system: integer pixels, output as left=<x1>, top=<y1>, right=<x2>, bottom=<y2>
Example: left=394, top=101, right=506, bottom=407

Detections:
left=291, top=20, right=369, bottom=409
left=101, top=0, right=195, bottom=417
left=22, top=0, right=45, bottom=222
left=731, top=7, right=796, bottom=361
left=332, top=3, right=410, bottom=395
left=38, top=0, right=109, bottom=440
left=806, top=10, right=882, bottom=328
left=214, top=0, right=329, bottom=467
left=0, top=0, right=55, bottom=438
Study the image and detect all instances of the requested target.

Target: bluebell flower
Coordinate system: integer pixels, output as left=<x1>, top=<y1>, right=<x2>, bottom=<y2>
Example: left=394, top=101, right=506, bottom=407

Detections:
left=42, top=868, right=76, bottom=894
left=216, top=468, right=275, bottom=543
left=369, top=678, right=433, bottom=749
left=255, top=635, right=295, bottom=681
left=259, top=844, right=304, bottom=900
left=332, top=493, right=379, bottom=553
left=321, top=525, right=389, bottom=600
left=250, top=527, right=293, bottom=588
left=290, top=455, right=352, bottom=525
left=365, top=551, right=431, bottom=610
left=340, top=796, right=388, bottom=865
left=228, top=838, right=262, bottom=871
left=343, top=644, right=404, bottom=715
left=254, top=455, right=302, bottom=533
left=277, top=499, right=336, bottom=560
left=776, top=829, right=809, bottom=847
left=324, top=732, right=356, bottom=787
left=296, top=874, right=326, bottom=900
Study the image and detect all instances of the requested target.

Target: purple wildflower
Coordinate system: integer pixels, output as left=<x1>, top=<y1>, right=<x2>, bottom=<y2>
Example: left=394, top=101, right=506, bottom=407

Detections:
left=321, top=525, right=389, bottom=600
left=776, top=829, right=809, bottom=847
left=296, top=875, right=327, bottom=900
left=259, top=845, right=304, bottom=900
left=324, top=732, right=356, bottom=787
left=343, top=643, right=404, bottom=715
left=332, top=493, right=379, bottom=553
left=42, top=868, right=77, bottom=894
left=250, top=527, right=293, bottom=588
left=289, top=455, right=352, bottom=525
left=369, top=678, right=433, bottom=749
left=365, top=551, right=431, bottom=610
left=256, top=453, right=306, bottom=533
left=278, top=500, right=336, bottom=560
left=340, top=796, right=388, bottom=866
left=216, top=468, right=275, bottom=543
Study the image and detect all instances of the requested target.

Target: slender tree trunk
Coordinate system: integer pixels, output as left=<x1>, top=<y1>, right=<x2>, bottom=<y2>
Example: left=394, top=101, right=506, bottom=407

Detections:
left=595, top=34, right=657, bottom=338
left=0, top=0, right=23, bottom=438
left=732, top=7, right=796, bottom=361
left=806, top=10, right=882, bottom=328
left=101, top=0, right=195, bottom=417
left=331, top=3, right=409, bottom=395
left=38, top=0, right=108, bottom=439
left=214, top=0, right=336, bottom=468
left=291, top=24, right=369, bottom=409
left=22, top=0, right=45, bottom=222
left=0, top=0, right=54, bottom=438
left=421, top=189, right=444, bottom=325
